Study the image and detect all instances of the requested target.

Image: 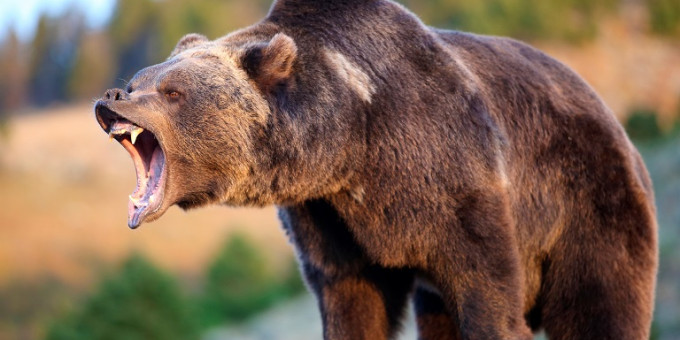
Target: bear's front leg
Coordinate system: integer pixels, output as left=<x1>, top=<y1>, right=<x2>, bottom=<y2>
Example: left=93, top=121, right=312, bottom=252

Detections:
left=318, top=275, right=388, bottom=339
left=303, top=264, right=414, bottom=340
left=413, top=286, right=461, bottom=340
left=279, top=200, right=413, bottom=340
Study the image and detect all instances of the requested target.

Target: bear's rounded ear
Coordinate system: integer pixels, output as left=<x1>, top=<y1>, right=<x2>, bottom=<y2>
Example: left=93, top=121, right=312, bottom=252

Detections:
left=240, top=33, right=297, bottom=93
left=170, top=33, right=209, bottom=58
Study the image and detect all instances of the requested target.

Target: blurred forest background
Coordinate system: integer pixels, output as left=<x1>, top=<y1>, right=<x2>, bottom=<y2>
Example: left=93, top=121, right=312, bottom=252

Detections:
left=0, top=0, right=679, bottom=339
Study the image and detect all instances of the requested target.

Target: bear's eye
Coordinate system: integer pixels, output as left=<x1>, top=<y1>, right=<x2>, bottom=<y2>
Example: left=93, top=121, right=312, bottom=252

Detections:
left=165, top=90, right=181, bottom=100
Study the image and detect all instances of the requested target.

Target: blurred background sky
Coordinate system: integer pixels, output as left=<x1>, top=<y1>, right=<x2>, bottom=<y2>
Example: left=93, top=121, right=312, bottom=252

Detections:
left=0, top=0, right=115, bottom=42
left=0, top=0, right=678, bottom=339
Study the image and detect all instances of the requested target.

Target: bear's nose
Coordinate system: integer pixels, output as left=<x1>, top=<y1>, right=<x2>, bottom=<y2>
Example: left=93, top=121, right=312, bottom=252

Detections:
left=103, top=88, right=130, bottom=101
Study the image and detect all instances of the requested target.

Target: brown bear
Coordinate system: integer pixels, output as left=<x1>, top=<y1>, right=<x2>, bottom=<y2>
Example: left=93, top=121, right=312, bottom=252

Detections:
left=94, top=0, right=658, bottom=339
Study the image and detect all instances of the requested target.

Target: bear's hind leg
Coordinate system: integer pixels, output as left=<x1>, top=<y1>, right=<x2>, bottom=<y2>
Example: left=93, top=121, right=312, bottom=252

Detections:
left=303, top=263, right=414, bottom=340
left=540, top=225, right=656, bottom=340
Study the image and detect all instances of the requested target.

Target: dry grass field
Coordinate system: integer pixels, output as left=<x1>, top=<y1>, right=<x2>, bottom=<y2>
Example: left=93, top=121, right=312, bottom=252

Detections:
left=536, top=13, right=680, bottom=124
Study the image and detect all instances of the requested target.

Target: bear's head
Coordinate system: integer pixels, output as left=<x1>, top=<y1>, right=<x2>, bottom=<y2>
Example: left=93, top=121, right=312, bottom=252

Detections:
left=95, top=32, right=300, bottom=228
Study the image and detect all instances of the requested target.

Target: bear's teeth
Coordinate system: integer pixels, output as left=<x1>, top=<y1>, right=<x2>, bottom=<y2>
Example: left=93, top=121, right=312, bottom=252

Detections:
left=130, top=127, right=143, bottom=144
left=109, top=128, right=126, bottom=135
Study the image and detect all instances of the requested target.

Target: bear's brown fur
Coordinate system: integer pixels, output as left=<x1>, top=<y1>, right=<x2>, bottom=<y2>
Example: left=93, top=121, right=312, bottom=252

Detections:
left=95, top=0, right=658, bottom=339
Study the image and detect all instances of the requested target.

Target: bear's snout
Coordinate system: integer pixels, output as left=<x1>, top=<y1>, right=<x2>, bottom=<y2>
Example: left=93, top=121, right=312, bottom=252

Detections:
left=103, top=88, right=129, bottom=102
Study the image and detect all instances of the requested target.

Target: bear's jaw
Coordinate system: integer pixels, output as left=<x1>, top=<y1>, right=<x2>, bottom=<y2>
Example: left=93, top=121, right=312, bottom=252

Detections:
left=96, top=106, right=168, bottom=229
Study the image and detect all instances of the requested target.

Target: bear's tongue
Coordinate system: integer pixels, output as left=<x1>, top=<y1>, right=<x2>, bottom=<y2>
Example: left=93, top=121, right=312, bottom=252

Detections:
left=109, top=120, right=166, bottom=229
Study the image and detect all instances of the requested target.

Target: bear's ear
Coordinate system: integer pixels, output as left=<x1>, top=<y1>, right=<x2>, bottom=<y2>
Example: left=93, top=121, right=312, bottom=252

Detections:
left=240, top=33, right=297, bottom=93
left=170, top=33, right=209, bottom=58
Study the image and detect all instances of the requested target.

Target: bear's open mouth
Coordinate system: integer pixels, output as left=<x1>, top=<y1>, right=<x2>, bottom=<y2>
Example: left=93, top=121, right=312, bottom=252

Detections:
left=95, top=106, right=167, bottom=229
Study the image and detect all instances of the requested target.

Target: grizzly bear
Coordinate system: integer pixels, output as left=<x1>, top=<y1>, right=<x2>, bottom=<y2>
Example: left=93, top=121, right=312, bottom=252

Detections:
left=94, top=0, right=658, bottom=339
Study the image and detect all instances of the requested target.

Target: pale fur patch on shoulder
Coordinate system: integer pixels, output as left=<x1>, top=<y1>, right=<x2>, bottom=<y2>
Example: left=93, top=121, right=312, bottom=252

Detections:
left=324, top=49, right=376, bottom=103
left=497, top=157, right=510, bottom=189
left=447, top=49, right=483, bottom=93
left=350, top=186, right=365, bottom=203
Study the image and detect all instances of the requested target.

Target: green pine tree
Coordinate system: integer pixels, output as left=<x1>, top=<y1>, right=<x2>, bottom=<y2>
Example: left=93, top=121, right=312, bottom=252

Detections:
left=46, top=253, right=198, bottom=340
left=198, top=233, right=305, bottom=327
